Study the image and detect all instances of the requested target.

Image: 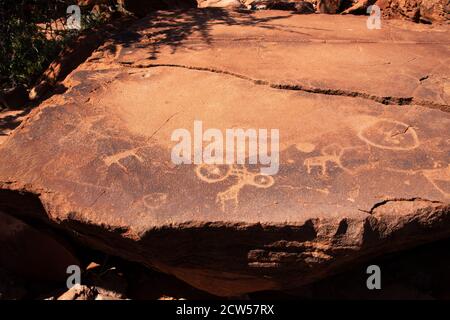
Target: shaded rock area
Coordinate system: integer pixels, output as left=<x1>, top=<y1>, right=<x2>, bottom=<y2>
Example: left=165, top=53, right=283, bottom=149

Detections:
left=193, top=0, right=449, bottom=22
left=198, top=0, right=243, bottom=8
left=29, top=12, right=136, bottom=103
left=381, top=0, right=450, bottom=23
left=0, top=86, right=29, bottom=110
left=117, top=0, right=198, bottom=15
left=0, top=229, right=217, bottom=300
left=0, top=211, right=79, bottom=283
left=253, top=237, right=450, bottom=299
left=0, top=10, right=449, bottom=297
left=244, top=0, right=316, bottom=12
left=0, top=110, right=29, bottom=145
left=3, top=226, right=450, bottom=299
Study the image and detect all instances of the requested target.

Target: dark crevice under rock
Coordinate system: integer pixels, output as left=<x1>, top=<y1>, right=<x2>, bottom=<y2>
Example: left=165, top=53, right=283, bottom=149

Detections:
left=1, top=188, right=450, bottom=297
left=1, top=191, right=450, bottom=299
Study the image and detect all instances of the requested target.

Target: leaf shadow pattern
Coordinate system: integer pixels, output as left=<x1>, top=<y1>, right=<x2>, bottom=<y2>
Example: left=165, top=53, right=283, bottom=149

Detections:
left=107, top=8, right=302, bottom=61
left=0, top=109, right=31, bottom=136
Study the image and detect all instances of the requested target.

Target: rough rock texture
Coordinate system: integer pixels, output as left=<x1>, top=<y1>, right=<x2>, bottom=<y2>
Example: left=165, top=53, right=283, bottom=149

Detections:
left=342, top=0, right=376, bottom=14
left=419, top=0, right=450, bottom=22
left=294, top=1, right=316, bottom=12
left=245, top=0, right=316, bottom=11
left=198, top=0, right=243, bottom=8
left=344, top=0, right=450, bottom=23
left=317, top=0, right=343, bottom=13
left=0, top=10, right=449, bottom=296
left=57, top=284, right=99, bottom=300
left=118, top=0, right=197, bottom=15
left=384, top=0, right=450, bottom=23
left=253, top=237, right=450, bottom=299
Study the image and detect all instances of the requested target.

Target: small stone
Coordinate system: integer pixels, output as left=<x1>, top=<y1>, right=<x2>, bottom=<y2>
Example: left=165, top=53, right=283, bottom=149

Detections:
left=57, top=284, right=97, bottom=300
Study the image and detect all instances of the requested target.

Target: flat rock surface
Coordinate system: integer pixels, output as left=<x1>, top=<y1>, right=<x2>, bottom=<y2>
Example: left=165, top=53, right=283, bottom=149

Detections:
left=0, top=10, right=449, bottom=295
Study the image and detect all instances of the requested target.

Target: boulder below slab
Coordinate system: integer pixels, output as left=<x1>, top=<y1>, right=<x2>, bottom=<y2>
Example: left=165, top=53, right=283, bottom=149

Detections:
left=0, top=211, right=80, bottom=283
left=0, top=268, right=27, bottom=300
left=0, top=10, right=449, bottom=296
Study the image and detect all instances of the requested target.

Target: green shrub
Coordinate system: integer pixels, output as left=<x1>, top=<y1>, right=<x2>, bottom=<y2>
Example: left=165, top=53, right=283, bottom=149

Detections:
left=0, top=0, right=115, bottom=91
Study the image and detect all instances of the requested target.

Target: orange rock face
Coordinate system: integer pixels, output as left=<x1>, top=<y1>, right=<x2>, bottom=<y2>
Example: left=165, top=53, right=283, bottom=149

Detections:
left=0, top=10, right=449, bottom=295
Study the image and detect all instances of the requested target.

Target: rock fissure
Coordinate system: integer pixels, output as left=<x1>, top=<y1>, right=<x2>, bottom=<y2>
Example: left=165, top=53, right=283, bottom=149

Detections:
left=119, top=62, right=450, bottom=111
left=359, top=197, right=444, bottom=215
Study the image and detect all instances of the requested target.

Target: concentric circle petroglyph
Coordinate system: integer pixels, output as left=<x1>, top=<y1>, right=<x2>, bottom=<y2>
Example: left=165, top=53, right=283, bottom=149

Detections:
left=357, top=119, right=420, bottom=151
left=143, top=192, right=168, bottom=209
left=196, top=164, right=275, bottom=212
left=195, top=163, right=232, bottom=183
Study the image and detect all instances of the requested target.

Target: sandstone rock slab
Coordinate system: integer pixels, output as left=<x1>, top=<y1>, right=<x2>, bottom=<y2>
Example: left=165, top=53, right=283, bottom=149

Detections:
left=0, top=10, right=449, bottom=296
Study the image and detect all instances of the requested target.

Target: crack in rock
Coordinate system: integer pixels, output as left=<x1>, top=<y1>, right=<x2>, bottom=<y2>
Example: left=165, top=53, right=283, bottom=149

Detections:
left=119, top=62, right=450, bottom=112
left=359, top=197, right=444, bottom=215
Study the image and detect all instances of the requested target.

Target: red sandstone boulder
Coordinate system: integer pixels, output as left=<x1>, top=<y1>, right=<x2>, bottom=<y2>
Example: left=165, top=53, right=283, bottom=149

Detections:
left=0, top=10, right=449, bottom=296
left=0, top=211, right=79, bottom=282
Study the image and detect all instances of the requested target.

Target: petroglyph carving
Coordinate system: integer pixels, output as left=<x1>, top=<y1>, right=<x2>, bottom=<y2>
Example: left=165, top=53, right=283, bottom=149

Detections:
left=422, top=164, right=450, bottom=198
left=304, top=144, right=350, bottom=176
left=383, top=162, right=450, bottom=198
left=196, top=164, right=274, bottom=212
left=143, top=192, right=168, bottom=209
left=103, top=147, right=144, bottom=172
left=358, top=119, right=420, bottom=150
left=303, top=119, right=420, bottom=177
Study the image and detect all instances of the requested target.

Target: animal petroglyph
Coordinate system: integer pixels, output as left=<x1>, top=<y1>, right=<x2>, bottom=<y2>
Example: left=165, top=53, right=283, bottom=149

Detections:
left=358, top=119, right=420, bottom=151
left=103, top=147, right=144, bottom=172
left=422, top=164, right=450, bottom=198
left=382, top=162, right=450, bottom=199
left=303, top=119, right=420, bottom=177
left=195, top=164, right=275, bottom=212
left=303, top=144, right=351, bottom=176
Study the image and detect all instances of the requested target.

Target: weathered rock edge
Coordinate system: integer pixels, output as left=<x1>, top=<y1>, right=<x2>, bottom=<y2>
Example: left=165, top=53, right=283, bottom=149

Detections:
left=1, top=187, right=449, bottom=296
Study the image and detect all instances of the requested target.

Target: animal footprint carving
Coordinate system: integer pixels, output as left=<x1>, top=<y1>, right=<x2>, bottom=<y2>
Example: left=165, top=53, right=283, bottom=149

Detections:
left=195, top=164, right=275, bottom=212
